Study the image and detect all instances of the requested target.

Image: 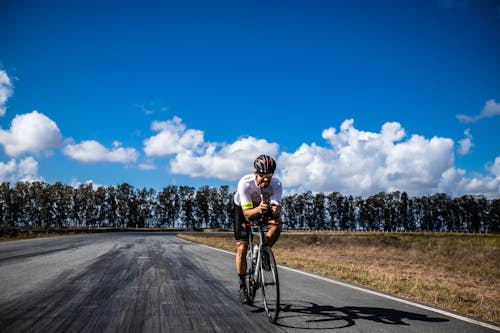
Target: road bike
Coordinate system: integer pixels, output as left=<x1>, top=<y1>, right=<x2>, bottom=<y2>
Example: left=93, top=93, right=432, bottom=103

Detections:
left=245, top=215, right=280, bottom=323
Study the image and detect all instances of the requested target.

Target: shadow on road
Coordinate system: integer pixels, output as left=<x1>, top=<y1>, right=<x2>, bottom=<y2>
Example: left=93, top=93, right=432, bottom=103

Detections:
left=276, top=300, right=449, bottom=330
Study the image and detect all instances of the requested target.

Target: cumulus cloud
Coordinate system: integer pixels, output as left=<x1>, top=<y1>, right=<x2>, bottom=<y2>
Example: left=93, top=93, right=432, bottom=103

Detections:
left=280, top=119, right=458, bottom=196
left=69, top=178, right=106, bottom=189
left=169, top=137, right=279, bottom=180
left=143, top=116, right=204, bottom=156
left=141, top=116, right=498, bottom=197
left=142, top=115, right=278, bottom=179
left=0, top=111, right=62, bottom=156
left=138, top=160, right=157, bottom=170
left=63, top=140, right=139, bottom=164
left=491, top=157, right=500, bottom=179
left=458, top=128, right=473, bottom=156
left=0, top=70, right=13, bottom=116
left=456, top=99, right=500, bottom=123
left=0, top=157, right=42, bottom=182
left=438, top=166, right=499, bottom=199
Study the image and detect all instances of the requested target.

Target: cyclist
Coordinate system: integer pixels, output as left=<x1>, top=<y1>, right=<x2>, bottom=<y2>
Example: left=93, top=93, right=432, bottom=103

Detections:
left=233, top=154, right=283, bottom=304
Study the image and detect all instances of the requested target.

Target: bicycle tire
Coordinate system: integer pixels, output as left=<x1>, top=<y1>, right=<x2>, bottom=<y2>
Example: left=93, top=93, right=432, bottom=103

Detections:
left=260, top=247, right=280, bottom=323
left=246, top=247, right=257, bottom=304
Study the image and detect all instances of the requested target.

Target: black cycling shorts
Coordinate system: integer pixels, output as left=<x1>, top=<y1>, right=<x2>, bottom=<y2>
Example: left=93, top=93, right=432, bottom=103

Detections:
left=233, top=204, right=250, bottom=241
left=233, top=204, right=280, bottom=241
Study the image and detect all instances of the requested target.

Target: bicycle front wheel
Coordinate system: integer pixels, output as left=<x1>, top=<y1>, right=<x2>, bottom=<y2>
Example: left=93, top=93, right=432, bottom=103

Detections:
left=260, top=247, right=280, bottom=323
left=246, top=246, right=257, bottom=305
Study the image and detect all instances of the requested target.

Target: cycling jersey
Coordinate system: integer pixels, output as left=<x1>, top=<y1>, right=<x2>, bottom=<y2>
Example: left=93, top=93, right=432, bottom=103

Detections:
left=233, top=174, right=283, bottom=209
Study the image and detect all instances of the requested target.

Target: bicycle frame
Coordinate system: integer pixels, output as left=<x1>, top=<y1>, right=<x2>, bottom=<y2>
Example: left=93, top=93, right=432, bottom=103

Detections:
left=245, top=219, right=265, bottom=295
left=245, top=216, right=280, bottom=323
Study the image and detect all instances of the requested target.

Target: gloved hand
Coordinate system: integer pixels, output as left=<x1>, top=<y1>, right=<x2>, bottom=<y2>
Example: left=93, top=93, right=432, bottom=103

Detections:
left=270, top=200, right=281, bottom=218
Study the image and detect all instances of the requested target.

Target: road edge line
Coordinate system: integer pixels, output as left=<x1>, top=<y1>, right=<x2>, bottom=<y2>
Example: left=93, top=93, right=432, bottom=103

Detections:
left=182, top=238, right=500, bottom=332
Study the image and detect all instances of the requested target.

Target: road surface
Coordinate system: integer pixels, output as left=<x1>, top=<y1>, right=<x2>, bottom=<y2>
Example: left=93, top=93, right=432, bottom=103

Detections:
left=0, top=232, right=498, bottom=332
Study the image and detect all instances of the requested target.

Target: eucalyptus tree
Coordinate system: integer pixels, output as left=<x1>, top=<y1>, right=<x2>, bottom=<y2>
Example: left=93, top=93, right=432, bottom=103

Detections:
left=221, top=186, right=233, bottom=229
left=93, top=186, right=107, bottom=227
left=116, top=183, right=134, bottom=227
left=326, top=192, right=342, bottom=230
left=458, top=195, right=488, bottom=233
left=489, top=198, right=500, bottom=233
left=178, top=185, right=196, bottom=229
left=312, top=192, right=326, bottom=230
left=51, top=182, right=73, bottom=228
left=0, top=183, right=12, bottom=226
left=15, top=182, right=35, bottom=226
left=281, top=194, right=296, bottom=229
left=346, top=195, right=357, bottom=230
left=207, top=186, right=225, bottom=229
left=359, top=195, right=378, bottom=231
left=78, top=183, right=98, bottom=227
left=337, top=194, right=348, bottom=230
left=195, top=186, right=210, bottom=228
left=294, top=193, right=306, bottom=229
left=400, top=192, right=414, bottom=231
left=428, top=193, right=452, bottom=232
left=453, top=195, right=481, bottom=232
left=70, top=184, right=87, bottom=227
left=383, top=191, right=399, bottom=231
left=134, top=187, right=156, bottom=228
left=29, top=181, right=52, bottom=227
left=157, top=185, right=179, bottom=228
left=105, top=186, right=119, bottom=228
left=126, top=189, right=140, bottom=228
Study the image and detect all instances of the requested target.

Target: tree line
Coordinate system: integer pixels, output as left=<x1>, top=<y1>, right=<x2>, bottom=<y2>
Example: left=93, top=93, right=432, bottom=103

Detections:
left=0, top=181, right=498, bottom=233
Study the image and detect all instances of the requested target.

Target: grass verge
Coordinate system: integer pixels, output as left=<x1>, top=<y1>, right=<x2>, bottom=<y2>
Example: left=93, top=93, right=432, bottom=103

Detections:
left=177, top=231, right=500, bottom=325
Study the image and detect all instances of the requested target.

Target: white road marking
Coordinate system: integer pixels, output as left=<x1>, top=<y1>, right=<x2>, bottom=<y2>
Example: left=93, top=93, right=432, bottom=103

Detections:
left=182, top=238, right=500, bottom=332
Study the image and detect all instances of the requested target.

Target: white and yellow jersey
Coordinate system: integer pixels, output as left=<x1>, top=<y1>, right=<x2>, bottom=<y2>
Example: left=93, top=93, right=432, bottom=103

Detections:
left=233, top=174, right=283, bottom=209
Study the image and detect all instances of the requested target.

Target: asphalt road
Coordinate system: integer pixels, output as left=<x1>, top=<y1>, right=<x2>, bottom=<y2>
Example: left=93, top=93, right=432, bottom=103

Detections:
left=0, top=232, right=498, bottom=333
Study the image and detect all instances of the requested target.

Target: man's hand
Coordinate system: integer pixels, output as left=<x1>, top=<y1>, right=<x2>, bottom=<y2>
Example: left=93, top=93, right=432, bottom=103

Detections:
left=259, top=194, right=269, bottom=215
left=271, top=204, right=281, bottom=218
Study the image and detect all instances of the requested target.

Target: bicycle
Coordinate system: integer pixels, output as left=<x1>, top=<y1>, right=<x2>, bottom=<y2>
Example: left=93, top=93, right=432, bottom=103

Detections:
left=244, top=215, right=280, bottom=323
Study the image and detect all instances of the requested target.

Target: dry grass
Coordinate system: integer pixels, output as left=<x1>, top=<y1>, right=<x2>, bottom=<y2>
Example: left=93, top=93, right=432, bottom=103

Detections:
left=178, top=231, right=500, bottom=325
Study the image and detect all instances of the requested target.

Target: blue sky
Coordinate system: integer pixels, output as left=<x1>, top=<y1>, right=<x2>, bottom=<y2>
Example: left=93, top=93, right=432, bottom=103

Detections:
left=1, top=0, right=499, bottom=198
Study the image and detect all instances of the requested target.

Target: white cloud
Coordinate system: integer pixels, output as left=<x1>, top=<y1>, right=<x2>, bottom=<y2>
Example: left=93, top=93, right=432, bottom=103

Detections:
left=0, top=111, right=62, bottom=156
left=0, top=70, right=13, bottom=116
left=280, top=119, right=460, bottom=197
left=142, top=115, right=279, bottom=180
left=70, top=178, right=106, bottom=189
left=0, top=157, right=42, bottom=183
left=456, top=99, right=500, bottom=123
left=438, top=167, right=499, bottom=199
left=169, top=137, right=279, bottom=180
left=141, top=116, right=498, bottom=198
left=491, top=157, right=500, bottom=179
left=458, top=128, right=473, bottom=156
left=138, top=162, right=157, bottom=170
left=0, top=159, right=16, bottom=181
left=63, top=140, right=139, bottom=164
left=143, top=116, right=204, bottom=156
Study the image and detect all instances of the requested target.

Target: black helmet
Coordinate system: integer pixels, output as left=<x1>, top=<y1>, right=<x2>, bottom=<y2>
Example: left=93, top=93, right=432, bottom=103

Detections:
left=254, top=155, right=276, bottom=174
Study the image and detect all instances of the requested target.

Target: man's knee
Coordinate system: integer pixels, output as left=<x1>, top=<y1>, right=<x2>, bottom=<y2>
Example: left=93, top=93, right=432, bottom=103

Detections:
left=266, top=224, right=281, bottom=246
left=236, top=241, right=248, bottom=256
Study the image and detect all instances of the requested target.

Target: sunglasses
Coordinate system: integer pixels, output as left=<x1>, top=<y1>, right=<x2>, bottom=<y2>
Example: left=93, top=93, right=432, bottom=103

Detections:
left=257, top=173, right=273, bottom=179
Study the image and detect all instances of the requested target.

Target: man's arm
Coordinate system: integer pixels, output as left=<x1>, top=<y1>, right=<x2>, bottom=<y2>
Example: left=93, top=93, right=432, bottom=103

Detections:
left=242, top=194, right=270, bottom=220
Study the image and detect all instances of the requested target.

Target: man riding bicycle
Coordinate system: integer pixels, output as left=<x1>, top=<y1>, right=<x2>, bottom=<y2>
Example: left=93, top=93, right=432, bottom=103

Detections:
left=233, top=154, right=283, bottom=304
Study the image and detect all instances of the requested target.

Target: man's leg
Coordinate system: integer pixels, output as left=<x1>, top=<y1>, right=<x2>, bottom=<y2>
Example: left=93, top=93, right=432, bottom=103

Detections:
left=234, top=204, right=250, bottom=303
left=236, top=240, right=248, bottom=276
left=265, top=223, right=282, bottom=247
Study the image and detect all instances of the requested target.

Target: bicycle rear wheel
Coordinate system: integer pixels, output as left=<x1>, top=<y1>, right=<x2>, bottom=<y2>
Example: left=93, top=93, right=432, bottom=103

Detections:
left=260, top=247, right=280, bottom=323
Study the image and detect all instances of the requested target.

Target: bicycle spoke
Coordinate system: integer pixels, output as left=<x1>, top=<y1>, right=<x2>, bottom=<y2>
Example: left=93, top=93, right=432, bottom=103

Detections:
left=245, top=246, right=255, bottom=304
left=260, top=247, right=280, bottom=323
